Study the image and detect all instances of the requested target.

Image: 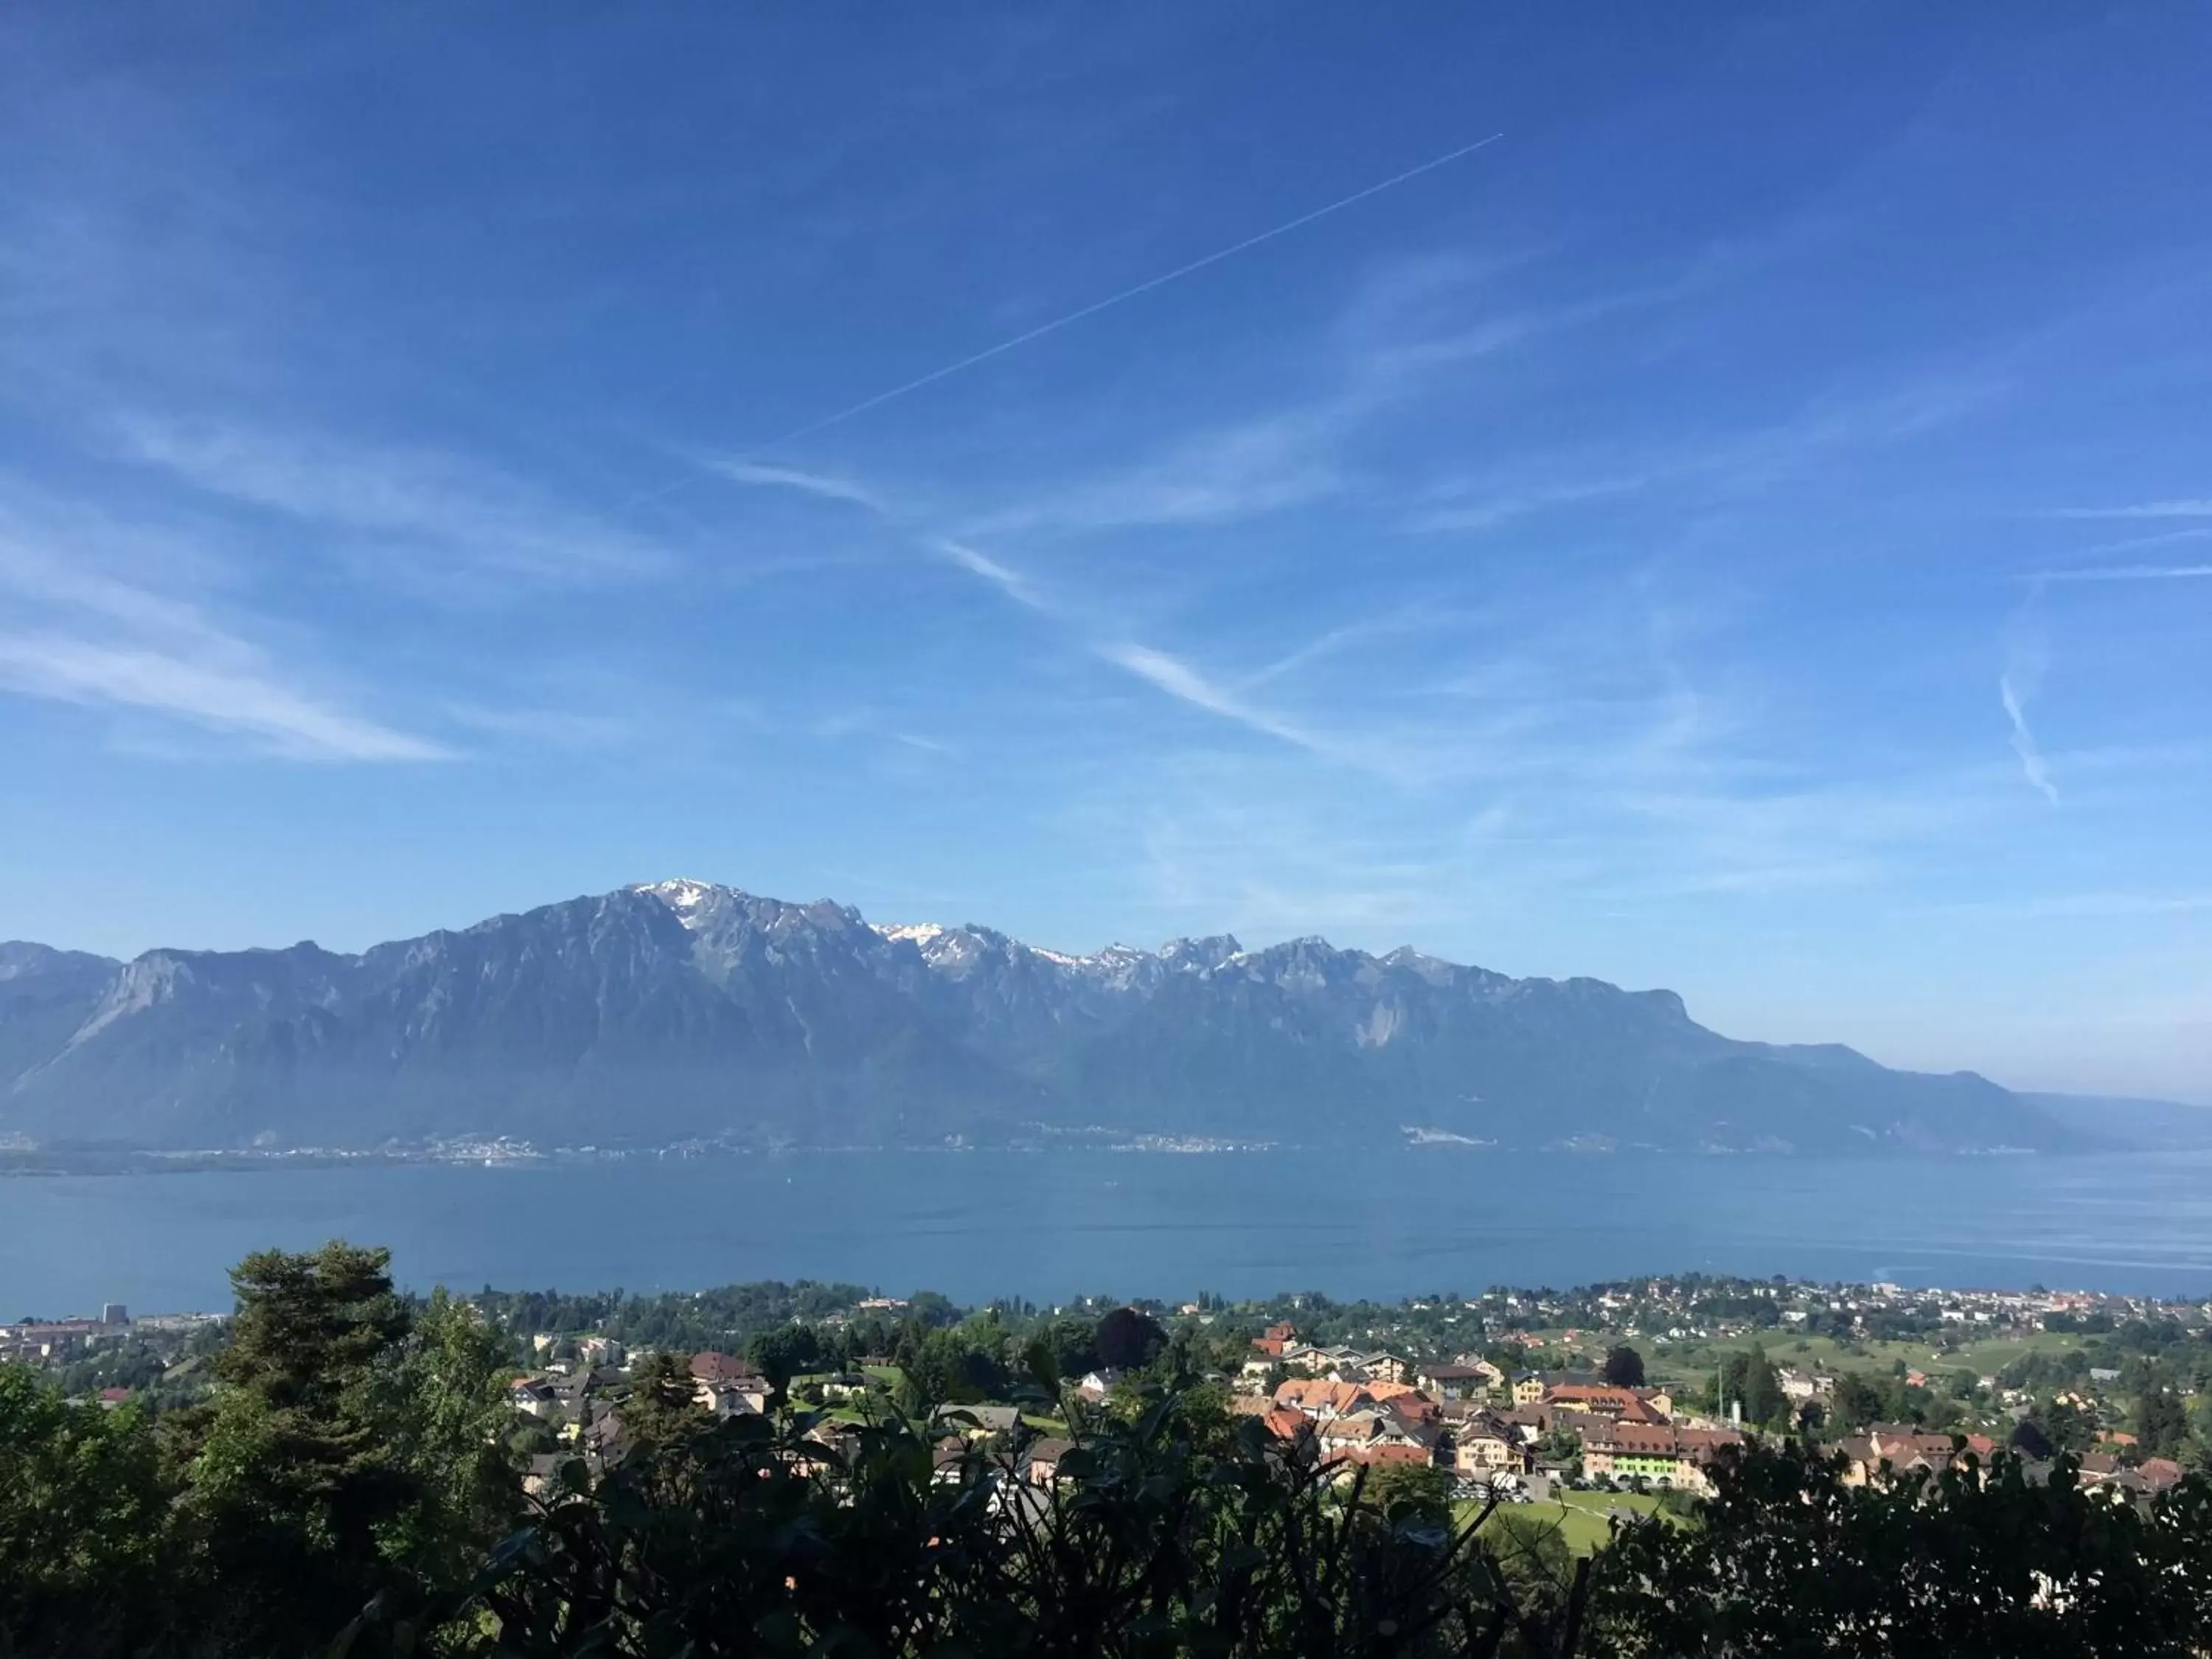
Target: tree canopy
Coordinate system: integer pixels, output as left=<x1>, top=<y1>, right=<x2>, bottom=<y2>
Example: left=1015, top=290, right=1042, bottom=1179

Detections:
left=1599, top=1344, right=1646, bottom=1388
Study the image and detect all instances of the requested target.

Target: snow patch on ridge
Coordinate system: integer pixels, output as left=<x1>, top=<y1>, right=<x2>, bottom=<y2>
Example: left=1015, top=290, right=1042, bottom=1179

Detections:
left=631, top=878, right=726, bottom=928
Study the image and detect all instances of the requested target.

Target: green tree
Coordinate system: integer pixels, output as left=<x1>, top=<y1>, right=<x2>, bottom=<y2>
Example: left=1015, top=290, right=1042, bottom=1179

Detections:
left=1830, top=1371, right=1885, bottom=1430
left=746, top=1324, right=823, bottom=1397
left=2138, top=1388, right=2190, bottom=1461
left=1720, top=1345, right=1787, bottom=1428
left=176, top=1242, right=420, bottom=1646
left=1601, top=1344, right=1646, bottom=1388
left=2039, top=1397, right=2098, bottom=1455
left=1093, top=1305, right=1167, bottom=1371
left=0, top=1366, right=173, bottom=1653
left=1595, top=1444, right=2212, bottom=1656
left=1037, top=1315, right=1101, bottom=1378
left=381, top=1290, right=524, bottom=1586
left=626, top=1351, right=712, bottom=1450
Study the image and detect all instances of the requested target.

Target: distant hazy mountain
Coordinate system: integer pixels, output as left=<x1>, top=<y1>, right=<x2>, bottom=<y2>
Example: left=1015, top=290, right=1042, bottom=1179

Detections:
left=0, top=879, right=2101, bottom=1155
left=2021, top=1091, right=2212, bottom=1151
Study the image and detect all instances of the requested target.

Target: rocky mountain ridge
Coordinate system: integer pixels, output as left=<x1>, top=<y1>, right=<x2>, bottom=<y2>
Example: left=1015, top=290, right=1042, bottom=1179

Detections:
left=0, top=879, right=2088, bottom=1155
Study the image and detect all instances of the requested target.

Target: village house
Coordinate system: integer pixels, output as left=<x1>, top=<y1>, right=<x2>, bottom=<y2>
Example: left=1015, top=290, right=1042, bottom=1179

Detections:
left=1024, top=1437, right=1076, bottom=1486
left=1835, top=1425, right=1967, bottom=1486
left=1542, top=1382, right=1671, bottom=1422
left=509, top=1376, right=560, bottom=1419
left=2080, top=1453, right=2187, bottom=1496
left=689, top=1350, right=762, bottom=1386
left=1273, top=1377, right=1376, bottom=1421
left=1579, top=1423, right=1744, bottom=1496
left=1318, top=1413, right=1387, bottom=1456
left=1328, top=1443, right=1436, bottom=1481
left=1450, top=1412, right=1526, bottom=1478
left=1775, top=1367, right=1832, bottom=1402
left=934, top=1403, right=1023, bottom=1441
left=1413, top=1362, right=1496, bottom=1400
left=698, top=1377, right=771, bottom=1418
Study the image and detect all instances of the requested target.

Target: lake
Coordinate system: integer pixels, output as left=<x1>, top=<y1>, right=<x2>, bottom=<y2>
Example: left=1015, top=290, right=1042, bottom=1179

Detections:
left=4, top=1147, right=2211, bottom=1316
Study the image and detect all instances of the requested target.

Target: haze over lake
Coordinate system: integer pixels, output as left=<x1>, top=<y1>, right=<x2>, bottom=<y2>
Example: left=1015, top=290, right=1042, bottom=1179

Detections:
left=6, top=1148, right=2211, bottom=1317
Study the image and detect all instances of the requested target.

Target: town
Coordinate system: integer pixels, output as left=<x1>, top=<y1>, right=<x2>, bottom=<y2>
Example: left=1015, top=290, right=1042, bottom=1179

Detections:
left=13, top=1267, right=2208, bottom=1543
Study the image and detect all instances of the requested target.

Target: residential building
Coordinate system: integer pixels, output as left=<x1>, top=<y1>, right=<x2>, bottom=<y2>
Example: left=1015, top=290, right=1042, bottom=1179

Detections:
left=1451, top=1413, right=1526, bottom=1477
left=1414, top=1363, right=1495, bottom=1400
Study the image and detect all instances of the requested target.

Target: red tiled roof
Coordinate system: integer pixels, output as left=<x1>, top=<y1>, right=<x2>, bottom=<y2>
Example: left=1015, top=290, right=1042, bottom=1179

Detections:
left=1275, top=1379, right=1371, bottom=1416
left=690, top=1351, right=762, bottom=1384
left=1346, top=1444, right=1432, bottom=1466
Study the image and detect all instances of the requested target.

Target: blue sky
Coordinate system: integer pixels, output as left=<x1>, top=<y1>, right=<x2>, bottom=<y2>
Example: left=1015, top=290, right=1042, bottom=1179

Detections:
left=2, top=3, right=2208, bottom=1101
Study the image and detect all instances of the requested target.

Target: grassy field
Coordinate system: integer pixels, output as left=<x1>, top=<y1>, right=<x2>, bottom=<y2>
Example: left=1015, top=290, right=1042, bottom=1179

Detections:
left=1456, top=1490, right=1667, bottom=1558
left=1507, top=1503, right=1612, bottom=1556
left=1649, top=1326, right=2084, bottom=1387
left=1559, top=1489, right=1662, bottom=1518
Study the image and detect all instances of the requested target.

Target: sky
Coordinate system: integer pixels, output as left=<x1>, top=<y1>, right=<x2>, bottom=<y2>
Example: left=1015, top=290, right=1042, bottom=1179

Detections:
left=1, top=2, right=2208, bottom=1102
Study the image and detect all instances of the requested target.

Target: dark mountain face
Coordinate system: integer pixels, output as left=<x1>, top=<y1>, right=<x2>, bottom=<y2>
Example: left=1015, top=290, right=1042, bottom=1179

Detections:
left=0, top=880, right=2084, bottom=1154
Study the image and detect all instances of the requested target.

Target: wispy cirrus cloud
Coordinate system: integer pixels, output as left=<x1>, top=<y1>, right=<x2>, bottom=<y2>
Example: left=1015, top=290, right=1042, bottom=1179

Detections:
left=1405, top=374, right=1997, bottom=537
left=696, top=437, right=1342, bottom=754
left=1095, top=641, right=1326, bottom=754
left=934, top=539, right=1053, bottom=613
left=116, top=417, right=676, bottom=592
left=2037, top=563, right=2212, bottom=582
left=1403, top=472, right=1654, bottom=535
left=707, top=459, right=890, bottom=515
left=2000, top=592, right=2059, bottom=805
left=0, top=633, right=453, bottom=761
left=958, top=264, right=1674, bottom=543
left=959, top=411, right=1346, bottom=538
left=0, top=488, right=452, bottom=762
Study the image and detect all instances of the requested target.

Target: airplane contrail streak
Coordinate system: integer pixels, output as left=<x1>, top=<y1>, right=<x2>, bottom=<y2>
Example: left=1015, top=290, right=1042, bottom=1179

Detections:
left=630, top=132, right=1503, bottom=507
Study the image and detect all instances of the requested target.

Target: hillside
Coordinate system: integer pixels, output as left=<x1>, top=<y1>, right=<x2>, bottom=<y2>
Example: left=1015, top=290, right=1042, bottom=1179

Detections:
left=0, top=880, right=2088, bottom=1155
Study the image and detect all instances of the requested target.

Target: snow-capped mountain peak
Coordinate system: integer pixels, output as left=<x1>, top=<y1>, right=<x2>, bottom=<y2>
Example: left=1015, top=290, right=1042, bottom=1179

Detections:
left=630, top=877, right=735, bottom=928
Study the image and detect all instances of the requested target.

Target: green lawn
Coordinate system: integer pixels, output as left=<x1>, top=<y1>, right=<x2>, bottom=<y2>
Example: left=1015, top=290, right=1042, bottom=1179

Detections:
left=1559, top=1489, right=1661, bottom=1518
left=1652, top=1326, right=2085, bottom=1389
left=1458, top=1495, right=1649, bottom=1557
left=1515, top=1503, right=1613, bottom=1556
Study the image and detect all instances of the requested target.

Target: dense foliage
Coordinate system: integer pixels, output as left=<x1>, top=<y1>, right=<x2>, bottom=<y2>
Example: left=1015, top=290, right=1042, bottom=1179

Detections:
left=5, top=1245, right=2212, bottom=1657
left=1596, top=1443, right=2212, bottom=1656
left=0, top=1244, right=517, bottom=1657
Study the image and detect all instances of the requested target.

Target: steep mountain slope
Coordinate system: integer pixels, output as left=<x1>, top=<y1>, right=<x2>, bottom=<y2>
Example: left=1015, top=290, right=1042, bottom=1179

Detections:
left=0, top=943, right=119, bottom=1102
left=0, top=880, right=2085, bottom=1154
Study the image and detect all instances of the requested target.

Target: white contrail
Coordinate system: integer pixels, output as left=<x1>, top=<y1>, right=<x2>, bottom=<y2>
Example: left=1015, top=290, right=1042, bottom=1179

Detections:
left=2038, top=564, right=2212, bottom=582
left=628, top=133, right=1504, bottom=507
left=753, top=133, right=1506, bottom=453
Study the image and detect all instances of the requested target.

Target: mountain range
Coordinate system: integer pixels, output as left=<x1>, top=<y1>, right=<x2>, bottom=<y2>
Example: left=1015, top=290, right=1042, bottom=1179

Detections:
left=0, top=878, right=2149, bottom=1157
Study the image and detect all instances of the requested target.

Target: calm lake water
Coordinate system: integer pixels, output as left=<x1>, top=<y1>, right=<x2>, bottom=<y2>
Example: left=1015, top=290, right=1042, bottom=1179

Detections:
left=4, top=1148, right=2211, bottom=1316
